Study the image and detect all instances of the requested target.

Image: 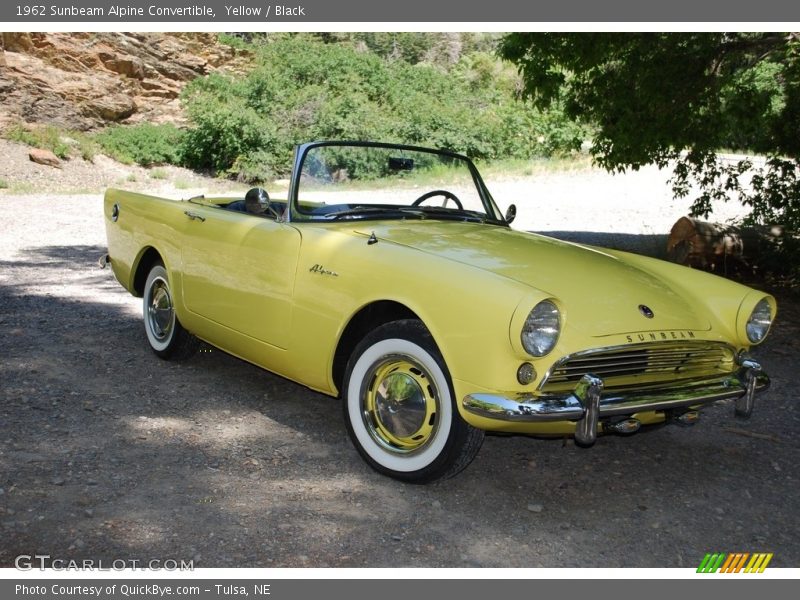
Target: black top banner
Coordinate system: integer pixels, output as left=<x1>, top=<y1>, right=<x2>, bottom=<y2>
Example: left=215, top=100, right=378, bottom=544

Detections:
left=2, top=0, right=800, bottom=22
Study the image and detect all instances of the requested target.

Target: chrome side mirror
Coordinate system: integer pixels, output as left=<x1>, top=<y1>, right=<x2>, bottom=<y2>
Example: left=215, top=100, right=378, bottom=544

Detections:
left=505, top=204, right=517, bottom=224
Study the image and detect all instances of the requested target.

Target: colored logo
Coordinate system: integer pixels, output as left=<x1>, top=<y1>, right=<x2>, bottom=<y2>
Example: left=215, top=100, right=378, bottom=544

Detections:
left=697, top=553, right=773, bottom=573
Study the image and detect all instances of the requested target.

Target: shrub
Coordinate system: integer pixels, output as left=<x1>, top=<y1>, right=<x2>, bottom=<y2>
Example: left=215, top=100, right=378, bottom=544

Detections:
left=94, top=123, right=185, bottom=166
left=179, top=35, right=590, bottom=180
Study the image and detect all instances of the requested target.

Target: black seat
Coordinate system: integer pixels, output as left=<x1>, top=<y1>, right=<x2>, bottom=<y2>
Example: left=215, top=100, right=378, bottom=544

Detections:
left=225, top=200, right=247, bottom=212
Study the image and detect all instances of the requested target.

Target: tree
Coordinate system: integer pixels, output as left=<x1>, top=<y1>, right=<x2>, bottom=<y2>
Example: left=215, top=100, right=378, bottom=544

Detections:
left=499, top=33, right=800, bottom=239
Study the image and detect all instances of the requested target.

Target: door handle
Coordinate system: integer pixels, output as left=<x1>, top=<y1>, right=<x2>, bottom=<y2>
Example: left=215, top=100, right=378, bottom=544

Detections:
left=184, top=211, right=206, bottom=222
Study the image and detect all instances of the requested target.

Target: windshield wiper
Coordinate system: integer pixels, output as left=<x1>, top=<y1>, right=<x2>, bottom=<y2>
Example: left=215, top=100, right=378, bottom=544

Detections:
left=325, top=206, right=425, bottom=220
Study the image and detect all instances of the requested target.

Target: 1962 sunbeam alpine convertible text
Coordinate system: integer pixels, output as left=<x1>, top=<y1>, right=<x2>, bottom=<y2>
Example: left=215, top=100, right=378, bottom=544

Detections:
left=104, top=141, right=775, bottom=482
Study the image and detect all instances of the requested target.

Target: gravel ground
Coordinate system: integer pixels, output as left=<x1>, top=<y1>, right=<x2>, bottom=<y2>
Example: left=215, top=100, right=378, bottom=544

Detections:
left=1, top=168, right=798, bottom=569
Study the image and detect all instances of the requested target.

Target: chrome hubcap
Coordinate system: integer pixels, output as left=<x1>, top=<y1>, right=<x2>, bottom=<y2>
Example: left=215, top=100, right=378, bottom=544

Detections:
left=147, top=277, right=173, bottom=341
left=361, top=355, right=440, bottom=454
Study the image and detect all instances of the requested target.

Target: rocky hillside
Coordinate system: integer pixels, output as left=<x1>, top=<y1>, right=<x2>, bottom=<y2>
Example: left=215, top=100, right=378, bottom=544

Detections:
left=0, top=33, right=251, bottom=132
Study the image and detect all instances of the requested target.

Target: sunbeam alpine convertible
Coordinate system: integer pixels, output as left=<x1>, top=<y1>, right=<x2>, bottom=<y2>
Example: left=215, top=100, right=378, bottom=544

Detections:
left=104, top=141, right=775, bottom=482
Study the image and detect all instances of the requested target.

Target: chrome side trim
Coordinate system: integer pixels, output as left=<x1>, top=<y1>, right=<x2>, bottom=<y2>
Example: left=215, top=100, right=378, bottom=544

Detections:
left=463, top=364, right=769, bottom=426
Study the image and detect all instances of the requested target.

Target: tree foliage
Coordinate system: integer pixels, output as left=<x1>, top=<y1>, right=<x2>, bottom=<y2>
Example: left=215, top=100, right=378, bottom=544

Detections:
left=499, top=33, right=800, bottom=236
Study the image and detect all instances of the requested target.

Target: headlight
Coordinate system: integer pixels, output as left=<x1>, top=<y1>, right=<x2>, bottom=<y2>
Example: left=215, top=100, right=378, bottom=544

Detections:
left=746, top=298, right=773, bottom=343
left=521, top=300, right=560, bottom=356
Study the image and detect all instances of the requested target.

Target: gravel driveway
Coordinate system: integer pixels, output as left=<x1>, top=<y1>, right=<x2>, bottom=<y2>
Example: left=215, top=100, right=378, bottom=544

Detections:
left=1, top=188, right=798, bottom=569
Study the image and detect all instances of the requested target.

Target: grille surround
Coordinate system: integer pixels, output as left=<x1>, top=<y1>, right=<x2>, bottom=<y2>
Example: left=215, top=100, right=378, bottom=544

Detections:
left=539, top=341, right=737, bottom=393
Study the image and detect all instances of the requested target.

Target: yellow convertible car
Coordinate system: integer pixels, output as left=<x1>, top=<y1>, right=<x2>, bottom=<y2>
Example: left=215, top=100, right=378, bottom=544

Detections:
left=104, top=141, right=775, bottom=482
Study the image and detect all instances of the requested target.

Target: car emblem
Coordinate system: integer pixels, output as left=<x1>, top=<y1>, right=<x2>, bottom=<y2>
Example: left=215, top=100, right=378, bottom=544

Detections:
left=639, top=304, right=654, bottom=318
left=309, top=264, right=339, bottom=277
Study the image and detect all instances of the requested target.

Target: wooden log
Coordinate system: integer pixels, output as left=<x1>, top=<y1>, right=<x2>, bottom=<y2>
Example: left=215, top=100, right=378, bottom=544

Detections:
left=667, top=216, right=799, bottom=278
left=666, top=216, right=745, bottom=274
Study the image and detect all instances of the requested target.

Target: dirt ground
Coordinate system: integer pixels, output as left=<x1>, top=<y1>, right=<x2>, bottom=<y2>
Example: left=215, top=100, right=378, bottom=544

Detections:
left=1, top=181, right=799, bottom=569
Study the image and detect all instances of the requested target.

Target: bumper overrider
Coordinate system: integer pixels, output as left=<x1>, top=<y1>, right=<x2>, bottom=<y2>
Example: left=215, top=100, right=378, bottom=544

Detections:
left=462, top=360, right=768, bottom=446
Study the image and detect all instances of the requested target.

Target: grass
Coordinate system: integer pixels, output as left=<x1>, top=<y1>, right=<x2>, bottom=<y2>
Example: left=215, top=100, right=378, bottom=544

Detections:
left=174, top=179, right=191, bottom=190
left=149, top=168, right=168, bottom=180
left=1, top=181, right=38, bottom=194
left=476, top=154, right=594, bottom=179
left=3, top=122, right=99, bottom=162
left=0, top=178, right=8, bottom=189
left=5, top=123, right=71, bottom=159
left=218, top=33, right=256, bottom=51
left=75, top=135, right=98, bottom=162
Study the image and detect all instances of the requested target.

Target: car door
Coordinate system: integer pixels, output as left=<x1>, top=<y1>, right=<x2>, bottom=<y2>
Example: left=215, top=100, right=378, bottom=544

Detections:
left=179, top=204, right=301, bottom=350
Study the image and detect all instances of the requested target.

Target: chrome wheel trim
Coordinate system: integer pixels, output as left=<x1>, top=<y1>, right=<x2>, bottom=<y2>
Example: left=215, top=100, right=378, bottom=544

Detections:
left=143, top=266, right=176, bottom=352
left=147, top=277, right=174, bottom=341
left=361, top=355, right=440, bottom=455
left=346, top=338, right=453, bottom=473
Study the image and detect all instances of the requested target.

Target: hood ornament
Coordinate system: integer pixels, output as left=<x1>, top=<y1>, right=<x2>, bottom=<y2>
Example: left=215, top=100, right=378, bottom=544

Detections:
left=639, top=304, right=655, bottom=319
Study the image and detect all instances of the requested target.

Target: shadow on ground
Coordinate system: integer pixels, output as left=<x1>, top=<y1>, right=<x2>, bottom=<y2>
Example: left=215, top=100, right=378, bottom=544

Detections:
left=1, top=242, right=798, bottom=568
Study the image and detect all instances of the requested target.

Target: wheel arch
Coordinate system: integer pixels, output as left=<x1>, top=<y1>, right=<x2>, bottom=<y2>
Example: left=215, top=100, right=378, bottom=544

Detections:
left=332, top=300, right=428, bottom=394
left=131, top=246, right=165, bottom=297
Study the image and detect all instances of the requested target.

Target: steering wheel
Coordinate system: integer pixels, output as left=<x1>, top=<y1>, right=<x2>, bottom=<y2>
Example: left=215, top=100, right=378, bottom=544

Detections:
left=411, top=190, right=464, bottom=210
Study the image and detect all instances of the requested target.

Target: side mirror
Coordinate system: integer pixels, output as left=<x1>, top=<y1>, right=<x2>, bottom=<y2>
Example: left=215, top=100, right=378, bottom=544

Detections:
left=505, top=204, right=517, bottom=225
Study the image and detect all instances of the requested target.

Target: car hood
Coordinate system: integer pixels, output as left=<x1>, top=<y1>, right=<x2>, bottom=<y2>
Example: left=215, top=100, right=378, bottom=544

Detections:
left=354, top=222, right=711, bottom=336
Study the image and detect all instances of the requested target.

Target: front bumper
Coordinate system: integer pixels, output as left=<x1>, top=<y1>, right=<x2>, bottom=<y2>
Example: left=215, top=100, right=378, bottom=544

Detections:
left=462, top=360, right=768, bottom=445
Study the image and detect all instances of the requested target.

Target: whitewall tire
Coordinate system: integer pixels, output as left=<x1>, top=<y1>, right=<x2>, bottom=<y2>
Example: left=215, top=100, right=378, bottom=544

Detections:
left=142, top=262, right=198, bottom=360
left=342, top=320, right=484, bottom=483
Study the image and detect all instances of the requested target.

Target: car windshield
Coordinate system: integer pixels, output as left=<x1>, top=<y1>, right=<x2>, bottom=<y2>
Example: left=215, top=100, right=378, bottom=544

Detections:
left=292, top=143, right=503, bottom=223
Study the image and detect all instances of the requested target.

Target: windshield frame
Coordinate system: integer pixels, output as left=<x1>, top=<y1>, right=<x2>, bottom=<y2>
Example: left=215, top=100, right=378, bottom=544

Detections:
left=286, top=141, right=507, bottom=225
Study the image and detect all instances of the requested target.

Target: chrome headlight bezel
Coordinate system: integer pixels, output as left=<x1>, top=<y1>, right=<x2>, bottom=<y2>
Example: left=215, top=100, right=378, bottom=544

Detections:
left=746, top=298, right=773, bottom=344
left=521, top=300, right=561, bottom=357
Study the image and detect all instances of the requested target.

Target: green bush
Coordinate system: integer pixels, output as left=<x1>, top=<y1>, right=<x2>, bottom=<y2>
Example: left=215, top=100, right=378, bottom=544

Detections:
left=178, top=35, right=589, bottom=181
left=94, top=123, right=185, bottom=166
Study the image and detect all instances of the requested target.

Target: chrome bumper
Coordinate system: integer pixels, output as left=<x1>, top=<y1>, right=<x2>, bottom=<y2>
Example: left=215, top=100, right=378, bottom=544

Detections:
left=462, top=360, right=769, bottom=446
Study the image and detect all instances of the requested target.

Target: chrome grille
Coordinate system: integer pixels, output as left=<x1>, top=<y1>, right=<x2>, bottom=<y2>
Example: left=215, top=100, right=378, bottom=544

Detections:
left=540, top=342, right=736, bottom=392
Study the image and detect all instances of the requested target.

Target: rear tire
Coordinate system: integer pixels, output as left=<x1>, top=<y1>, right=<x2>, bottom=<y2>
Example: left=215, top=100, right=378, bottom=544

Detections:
left=143, top=262, right=198, bottom=360
left=342, top=319, right=484, bottom=483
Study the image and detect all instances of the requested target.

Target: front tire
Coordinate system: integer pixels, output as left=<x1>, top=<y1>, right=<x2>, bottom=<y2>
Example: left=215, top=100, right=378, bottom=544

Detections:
left=342, top=320, right=484, bottom=483
left=143, top=262, right=198, bottom=360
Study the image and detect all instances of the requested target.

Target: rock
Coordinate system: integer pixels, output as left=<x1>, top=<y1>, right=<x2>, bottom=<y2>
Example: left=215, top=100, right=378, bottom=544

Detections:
left=84, top=509, right=94, bottom=518
left=103, top=56, right=146, bottom=80
left=51, top=477, right=65, bottom=486
left=0, top=32, right=250, bottom=130
left=526, top=503, right=543, bottom=513
left=29, top=149, right=61, bottom=168
left=85, top=95, right=136, bottom=121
